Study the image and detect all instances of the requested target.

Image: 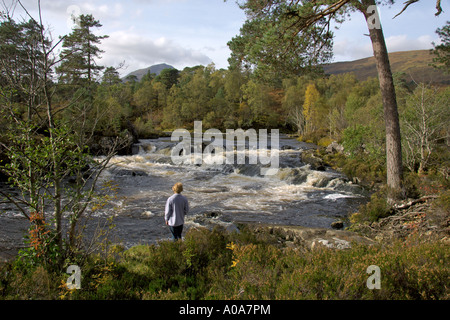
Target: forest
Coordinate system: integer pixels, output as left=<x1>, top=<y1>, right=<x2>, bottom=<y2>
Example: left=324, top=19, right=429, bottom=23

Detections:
left=0, top=11, right=448, bottom=176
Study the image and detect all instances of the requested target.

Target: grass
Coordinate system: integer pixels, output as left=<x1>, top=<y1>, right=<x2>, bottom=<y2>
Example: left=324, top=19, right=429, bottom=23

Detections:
left=1, top=225, right=448, bottom=300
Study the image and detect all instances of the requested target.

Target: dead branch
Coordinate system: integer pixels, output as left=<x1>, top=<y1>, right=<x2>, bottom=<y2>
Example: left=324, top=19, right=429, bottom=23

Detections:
left=393, top=195, right=439, bottom=210
left=394, top=0, right=443, bottom=19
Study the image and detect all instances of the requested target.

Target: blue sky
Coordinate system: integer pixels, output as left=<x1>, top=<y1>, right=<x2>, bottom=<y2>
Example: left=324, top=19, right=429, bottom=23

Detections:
left=4, top=0, right=448, bottom=76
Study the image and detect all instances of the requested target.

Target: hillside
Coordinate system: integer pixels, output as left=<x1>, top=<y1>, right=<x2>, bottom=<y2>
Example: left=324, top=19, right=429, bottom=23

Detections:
left=123, top=63, right=175, bottom=82
left=323, top=50, right=450, bottom=85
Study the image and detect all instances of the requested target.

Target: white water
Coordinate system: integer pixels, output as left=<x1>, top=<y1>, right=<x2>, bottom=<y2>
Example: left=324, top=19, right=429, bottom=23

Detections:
left=89, top=135, right=368, bottom=246
left=0, top=135, right=368, bottom=251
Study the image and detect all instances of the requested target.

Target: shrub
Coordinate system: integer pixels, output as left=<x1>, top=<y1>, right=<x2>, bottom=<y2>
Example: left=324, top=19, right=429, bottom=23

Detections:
left=1, top=226, right=448, bottom=300
left=357, top=188, right=391, bottom=222
left=435, top=189, right=450, bottom=213
left=342, top=125, right=371, bottom=157
left=133, top=117, right=157, bottom=138
left=206, top=237, right=449, bottom=300
left=317, top=137, right=334, bottom=148
left=0, top=264, right=63, bottom=300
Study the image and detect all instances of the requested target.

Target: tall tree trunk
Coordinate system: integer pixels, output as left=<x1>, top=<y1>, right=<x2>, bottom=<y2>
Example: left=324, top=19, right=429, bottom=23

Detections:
left=361, top=0, right=404, bottom=200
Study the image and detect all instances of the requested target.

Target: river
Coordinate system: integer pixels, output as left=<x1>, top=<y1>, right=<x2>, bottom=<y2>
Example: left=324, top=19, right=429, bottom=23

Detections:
left=0, top=134, right=368, bottom=257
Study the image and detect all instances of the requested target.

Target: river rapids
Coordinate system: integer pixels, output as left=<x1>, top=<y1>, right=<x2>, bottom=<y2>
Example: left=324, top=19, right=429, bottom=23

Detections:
left=0, top=134, right=368, bottom=254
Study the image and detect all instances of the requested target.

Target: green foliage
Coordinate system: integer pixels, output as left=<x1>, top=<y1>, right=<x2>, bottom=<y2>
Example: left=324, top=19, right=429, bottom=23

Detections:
left=14, top=213, right=62, bottom=272
left=342, top=125, right=372, bottom=158
left=1, top=226, right=448, bottom=300
left=155, top=68, right=179, bottom=89
left=132, top=117, right=155, bottom=138
left=227, top=1, right=333, bottom=81
left=435, top=190, right=450, bottom=212
left=431, top=21, right=450, bottom=73
left=56, top=14, right=108, bottom=86
left=0, top=121, right=117, bottom=270
left=1, top=123, right=92, bottom=211
left=0, top=10, right=121, bottom=274
left=102, top=67, right=121, bottom=86
left=356, top=188, right=391, bottom=223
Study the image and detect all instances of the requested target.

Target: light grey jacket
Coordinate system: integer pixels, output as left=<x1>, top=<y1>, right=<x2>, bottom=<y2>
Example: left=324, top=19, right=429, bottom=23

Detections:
left=164, top=193, right=189, bottom=227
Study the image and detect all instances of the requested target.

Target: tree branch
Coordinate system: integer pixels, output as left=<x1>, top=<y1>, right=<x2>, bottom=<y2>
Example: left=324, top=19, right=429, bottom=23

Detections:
left=435, top=0, right=443, bottom=16
left=394, top=0, right=443, bottom=18
left=286, top=0, right=351, bottom=31
left=0, top=189, right=30, bottom=220
left=393, top=195, right=438, bottom=210
left=393, top=0, right=419, bottom=19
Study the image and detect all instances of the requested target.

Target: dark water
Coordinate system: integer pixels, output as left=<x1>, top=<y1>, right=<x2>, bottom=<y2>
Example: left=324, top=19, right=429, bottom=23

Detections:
left=0, top=135, right=368, bottom=255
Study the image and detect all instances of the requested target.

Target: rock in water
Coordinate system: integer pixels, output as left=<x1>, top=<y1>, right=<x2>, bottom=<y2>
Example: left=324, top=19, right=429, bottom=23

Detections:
left=301, top=150, right=326, bottom=171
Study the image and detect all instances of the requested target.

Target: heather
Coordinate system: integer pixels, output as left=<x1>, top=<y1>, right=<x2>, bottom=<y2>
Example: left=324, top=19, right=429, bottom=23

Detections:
left=1, top=225, right=448, bottom=300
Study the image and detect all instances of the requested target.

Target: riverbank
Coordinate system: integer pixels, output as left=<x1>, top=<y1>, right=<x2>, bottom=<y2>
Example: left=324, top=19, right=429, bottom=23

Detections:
left=1, top=192, right=448, bottom=299
left=1, top=222, right=448, bottom=300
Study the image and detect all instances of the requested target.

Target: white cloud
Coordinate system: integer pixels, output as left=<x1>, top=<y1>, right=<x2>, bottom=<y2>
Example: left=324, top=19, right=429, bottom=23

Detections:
left=385, top=34, right=434, bottom=52
left=100, top=31, right=212, bottom=73
left=10, top=0, right=124, bottom=21
left=332, top=38, right=374, bottom=62
left=4, top=0, right=243, bottom=70
left=82, top=2, right=124, bottom=19
left=333, top=34, right=437, bottom=62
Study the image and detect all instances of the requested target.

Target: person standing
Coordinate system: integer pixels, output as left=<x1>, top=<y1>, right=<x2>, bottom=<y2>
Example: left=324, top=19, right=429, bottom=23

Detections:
left=165, top=182, right=189, bottom=241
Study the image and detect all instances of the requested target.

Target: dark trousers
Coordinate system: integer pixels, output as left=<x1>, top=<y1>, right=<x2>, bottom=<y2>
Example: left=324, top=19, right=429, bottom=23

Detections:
left=169, top=225, right=183, bottom=241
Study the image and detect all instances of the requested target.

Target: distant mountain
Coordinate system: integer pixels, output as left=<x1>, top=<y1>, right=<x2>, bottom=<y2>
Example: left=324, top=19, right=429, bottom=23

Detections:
left=123, top=51, right=449, bottom=85
left=323, top=50, right=450, bottom=85
left=123, top=63, right=175, bottom=82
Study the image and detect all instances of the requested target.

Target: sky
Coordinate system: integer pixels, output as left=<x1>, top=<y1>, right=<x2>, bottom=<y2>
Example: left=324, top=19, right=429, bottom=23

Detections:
left=2, top=0, right=448, bottom=76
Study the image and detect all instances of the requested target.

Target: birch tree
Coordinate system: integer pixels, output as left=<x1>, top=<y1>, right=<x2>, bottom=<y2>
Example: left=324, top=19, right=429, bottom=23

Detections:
left=402, top=84, right=450, bottom=174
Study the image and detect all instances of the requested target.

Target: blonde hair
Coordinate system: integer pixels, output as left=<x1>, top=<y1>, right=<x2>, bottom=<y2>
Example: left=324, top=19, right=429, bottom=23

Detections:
left=172, top=182, right=183, bottom=193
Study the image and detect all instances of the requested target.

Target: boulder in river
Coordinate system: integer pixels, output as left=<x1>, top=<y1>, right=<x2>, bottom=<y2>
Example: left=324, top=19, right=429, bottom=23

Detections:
left=89, top=130, right=136, bottom=156
left=300, top=149, right=326, bottom=171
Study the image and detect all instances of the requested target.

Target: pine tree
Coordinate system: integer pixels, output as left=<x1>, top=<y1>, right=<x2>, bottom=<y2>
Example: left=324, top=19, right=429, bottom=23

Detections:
left=432, top=21, right=450, bottom=73
left=56, top=14, right=108, bottom=88
left=102, top=66, right=121, bottom=86
left=0, top=17, right=50, bottom=121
